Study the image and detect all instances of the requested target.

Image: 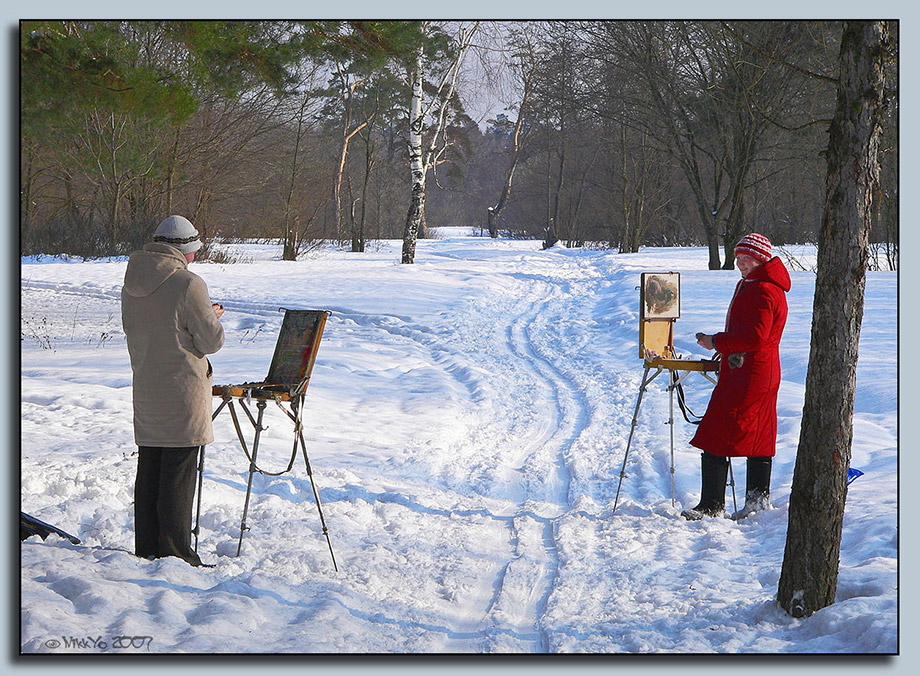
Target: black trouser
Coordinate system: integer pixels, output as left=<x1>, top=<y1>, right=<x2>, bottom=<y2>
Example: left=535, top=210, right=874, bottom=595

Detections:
left=135, top=446, right=202, bottom=566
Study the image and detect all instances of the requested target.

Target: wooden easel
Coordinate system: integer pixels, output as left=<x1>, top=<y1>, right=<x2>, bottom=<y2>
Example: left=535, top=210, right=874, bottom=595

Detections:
left=201, top=308, right=337, bottom=570
left=612, top=273, right=726, bottom=513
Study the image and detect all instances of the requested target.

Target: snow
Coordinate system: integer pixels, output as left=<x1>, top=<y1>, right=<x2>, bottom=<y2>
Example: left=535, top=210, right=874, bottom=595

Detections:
left=19, top=232, right=898, bottom=655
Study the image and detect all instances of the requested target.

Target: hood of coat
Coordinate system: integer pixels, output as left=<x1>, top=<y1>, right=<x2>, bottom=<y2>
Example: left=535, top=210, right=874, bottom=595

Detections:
left=123, top=242, right=188, bottom=298
left=745, top=256, right=791, bottom=293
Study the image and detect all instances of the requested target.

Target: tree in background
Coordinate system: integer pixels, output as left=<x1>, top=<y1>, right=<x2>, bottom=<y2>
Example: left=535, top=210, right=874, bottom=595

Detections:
left=20, top=20, right=297, bottom=255
left=20, top=21, right=897, bottom=263
left=582, top=27, right=674, bottom=253
left=313, top=21, right=420, bottom=251
left=777, top=20, right=893, bottom=618
left=22, top=21, right=189, bottom=254
left=869, top=27, right=898, bottom=271
left=401, top=21, right=479, bottom=264
left=484, top=22, right=538, bottom=239
left=525, top=22, right=602, bottom=249
left=581, top=21, right=834, bottom=267
left=275, top=65, right=326, bottom=261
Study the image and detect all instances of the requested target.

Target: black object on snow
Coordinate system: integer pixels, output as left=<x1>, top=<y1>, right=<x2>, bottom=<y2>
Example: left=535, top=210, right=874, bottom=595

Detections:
left=20, top=511, right=81, bottom=545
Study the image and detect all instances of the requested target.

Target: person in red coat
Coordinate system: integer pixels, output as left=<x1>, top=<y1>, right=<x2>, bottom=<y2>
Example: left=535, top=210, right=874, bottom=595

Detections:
left=682, top=233, right=791, bottom=521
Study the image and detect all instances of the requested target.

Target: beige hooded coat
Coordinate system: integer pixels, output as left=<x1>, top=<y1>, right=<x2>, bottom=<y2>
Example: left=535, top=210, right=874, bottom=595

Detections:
left=122, top=243, right=224, bottom=447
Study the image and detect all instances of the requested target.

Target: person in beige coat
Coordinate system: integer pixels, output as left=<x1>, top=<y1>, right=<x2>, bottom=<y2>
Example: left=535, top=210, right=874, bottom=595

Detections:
left=122, top=215, right=224, bottom=566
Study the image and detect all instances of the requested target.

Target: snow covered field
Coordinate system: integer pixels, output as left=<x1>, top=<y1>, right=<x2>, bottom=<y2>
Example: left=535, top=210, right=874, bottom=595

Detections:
left=20, top=231, right=897, bottom=654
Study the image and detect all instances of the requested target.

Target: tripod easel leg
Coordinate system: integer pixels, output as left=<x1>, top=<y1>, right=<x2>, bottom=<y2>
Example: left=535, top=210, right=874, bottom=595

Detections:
left=237, top=400, right=267, bottom=556
left=193, top=445, right=205, bottom=552
left=668, top=376, right=677, bottom=508
left=727, top=460, right=737, bottom=514
left=297, top=428, right=338, bottom=571
left=196, top=396, right=232, bottom=552
left=292, top=396, right=338, bottom=571
left=613, top=366, right=659, bottom=513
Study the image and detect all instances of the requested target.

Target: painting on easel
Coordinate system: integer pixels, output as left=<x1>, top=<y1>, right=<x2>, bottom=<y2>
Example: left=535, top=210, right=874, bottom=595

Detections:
left=640, top=272, right=680, bottom=320
left=265, top=309, right=327, bottom=388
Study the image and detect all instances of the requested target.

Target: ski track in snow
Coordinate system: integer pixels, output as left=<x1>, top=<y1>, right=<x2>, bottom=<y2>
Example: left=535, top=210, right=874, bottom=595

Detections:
left=19, top=241, right=898, bottom=654
left=22, top=253, right=599, bottom=652
left=457, top=274, right=583, bottom=652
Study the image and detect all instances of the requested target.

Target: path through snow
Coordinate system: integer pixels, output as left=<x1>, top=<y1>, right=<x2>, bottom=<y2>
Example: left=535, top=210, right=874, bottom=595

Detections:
left=20, top=237, right=897, bottom=653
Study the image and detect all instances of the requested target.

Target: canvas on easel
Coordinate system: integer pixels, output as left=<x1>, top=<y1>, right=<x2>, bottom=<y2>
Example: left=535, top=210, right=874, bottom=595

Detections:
left=641, top=272, right=680, bottom=320
left=264, top=309, right=327, bottom=394
left=214, top=309, right=328, bottom=401
left=639, top=272, right=680, bottom=363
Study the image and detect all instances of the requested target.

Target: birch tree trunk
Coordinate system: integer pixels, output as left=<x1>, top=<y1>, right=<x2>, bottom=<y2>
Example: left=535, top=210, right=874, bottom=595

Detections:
left=777, top=20, right=891, bottom=618
left=401, top=40, right=426, bottom=264
left=401, top=22, right=478, bottom=264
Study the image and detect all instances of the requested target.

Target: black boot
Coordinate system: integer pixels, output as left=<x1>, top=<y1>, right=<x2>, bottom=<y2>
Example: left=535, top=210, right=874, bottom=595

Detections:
left=681, top=452, right=728, bottom=520
left=732, top=457, right=772, bottom=520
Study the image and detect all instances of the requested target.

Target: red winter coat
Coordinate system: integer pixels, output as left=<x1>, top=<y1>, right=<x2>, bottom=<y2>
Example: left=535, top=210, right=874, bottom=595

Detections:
left=690, top=256, right=791, bottom=457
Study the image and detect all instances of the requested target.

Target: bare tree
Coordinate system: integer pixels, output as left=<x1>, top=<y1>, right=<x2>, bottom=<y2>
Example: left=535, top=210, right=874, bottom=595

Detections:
left=331, top=60, right=376, bottom=248
left=279, top=78, right=324, bottom=260
left=614, top=125, right=673, bottom=253
left=580, top=21, right=821, bottom=266
left=484, top=22, right=538, bottom=238
left=526, top=22, right=596, bottom=249
left=777, top=20, right=893, bottom=618
left=22, top=20, right=894, bottom=258
left=401, top=21, right=479, bottom=264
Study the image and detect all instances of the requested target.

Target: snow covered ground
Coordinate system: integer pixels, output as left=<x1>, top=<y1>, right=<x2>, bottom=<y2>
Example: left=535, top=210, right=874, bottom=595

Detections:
left=19, top=231, right=897, bottom=655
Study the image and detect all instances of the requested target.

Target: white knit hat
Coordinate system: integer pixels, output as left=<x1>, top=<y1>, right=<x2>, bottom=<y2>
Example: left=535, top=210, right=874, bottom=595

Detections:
left=734, top=233, right=772, bottom=263
left=153, top=215, right=202, bottom=254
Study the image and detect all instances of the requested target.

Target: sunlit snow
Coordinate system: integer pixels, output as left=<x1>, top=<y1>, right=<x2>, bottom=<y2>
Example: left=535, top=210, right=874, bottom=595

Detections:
left=20, top=230, right=896, bottom=653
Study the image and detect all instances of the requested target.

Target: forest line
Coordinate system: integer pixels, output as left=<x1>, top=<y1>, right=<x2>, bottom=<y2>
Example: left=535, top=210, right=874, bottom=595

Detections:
left=20, top=20, right=898, bottom=269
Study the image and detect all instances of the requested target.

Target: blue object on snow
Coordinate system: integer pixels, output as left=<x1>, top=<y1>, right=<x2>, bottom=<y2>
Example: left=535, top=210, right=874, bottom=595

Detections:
left=847, top=468, right=864, bottom=486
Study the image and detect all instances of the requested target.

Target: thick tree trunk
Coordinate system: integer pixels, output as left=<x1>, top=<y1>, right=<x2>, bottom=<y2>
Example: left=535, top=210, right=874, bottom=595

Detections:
left=720, top=191, right=745, bottom=270
left=692, top=196, right=723, bottom=269
left=489, top=148, right=520, bottom=239
left=402, top=182, right=424, bottom=263
left=721, top=125, right=758, bottom=269
left=777, top=21, right=890, bottom=618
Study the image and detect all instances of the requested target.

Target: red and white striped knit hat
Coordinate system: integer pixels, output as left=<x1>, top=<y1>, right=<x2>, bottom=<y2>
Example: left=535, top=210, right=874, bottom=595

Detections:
left=734, top=233, right=772, bottom=263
